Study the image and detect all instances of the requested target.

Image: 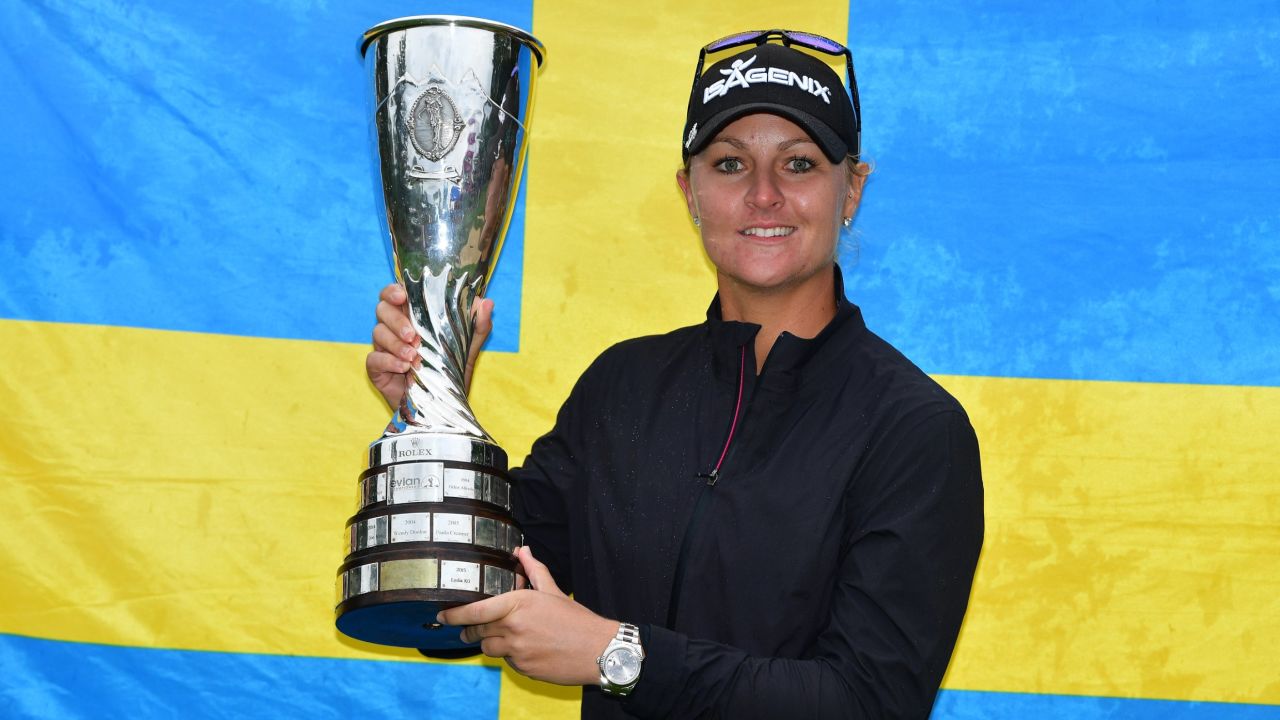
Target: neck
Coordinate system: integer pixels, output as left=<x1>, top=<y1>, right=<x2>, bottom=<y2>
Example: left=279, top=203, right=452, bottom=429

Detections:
left=716, top=265, right=839, bottom=373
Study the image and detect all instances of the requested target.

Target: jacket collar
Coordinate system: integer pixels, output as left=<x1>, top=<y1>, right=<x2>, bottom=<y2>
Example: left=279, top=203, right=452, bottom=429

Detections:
left=705, top=265, right=865, bottom=388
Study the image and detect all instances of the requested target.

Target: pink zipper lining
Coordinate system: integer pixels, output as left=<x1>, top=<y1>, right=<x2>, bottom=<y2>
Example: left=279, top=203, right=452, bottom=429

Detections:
left=713, top=345, right=746, bottom=473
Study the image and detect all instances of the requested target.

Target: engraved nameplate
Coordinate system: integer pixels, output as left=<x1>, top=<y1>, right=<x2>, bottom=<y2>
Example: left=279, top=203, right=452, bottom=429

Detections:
left=380, top=558, right=438, bottom=591
left=484, top=565, right=515, bottom=595
left=388, top=462, right=444, bottom=504
left=444, top=467, right=477, bottom=499
left=474, top=517, right=498, bottom=549
left=432, top=513, right=473, bottom=543
left=390, top=512, right=431, bottom=543
left=345, top=563, right=379, bottom=600
left=358, top=472, right=387, bottom=510
left=489, top=475, right=510, bottom=510
left=440, top=560, right=481, bottom=591
left=349, top=516, right=389, bottom=553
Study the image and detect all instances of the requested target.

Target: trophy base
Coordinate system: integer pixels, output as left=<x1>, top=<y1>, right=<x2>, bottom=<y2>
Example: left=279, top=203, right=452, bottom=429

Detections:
left=334, top=546, right=527, bottom=648
left=336, top=433, right=524, bottom=650
left=336, top=593, right=479, bottom=649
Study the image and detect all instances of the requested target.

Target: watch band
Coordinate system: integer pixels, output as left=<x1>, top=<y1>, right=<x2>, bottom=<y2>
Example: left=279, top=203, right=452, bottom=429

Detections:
left=597, top=622, right=644, bottom=696
left=614, top=622, right=641, bottom=646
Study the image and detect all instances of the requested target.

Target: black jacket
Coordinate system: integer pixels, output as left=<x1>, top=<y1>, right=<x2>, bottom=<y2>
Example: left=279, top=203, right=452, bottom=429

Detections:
left=513, top=268, right=984, bottom=719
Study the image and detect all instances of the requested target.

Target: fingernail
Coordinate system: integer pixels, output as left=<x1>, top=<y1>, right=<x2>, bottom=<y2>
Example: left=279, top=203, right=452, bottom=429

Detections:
left=401, top=327, right=414, bottom=341
left=435, top=612, right=445, bottom=624
left=400, top=346, right=415, bottom=360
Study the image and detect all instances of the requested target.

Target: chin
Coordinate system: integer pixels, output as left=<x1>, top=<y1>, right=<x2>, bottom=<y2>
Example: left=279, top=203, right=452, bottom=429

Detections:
left=722, top=262, right=825, bottom=293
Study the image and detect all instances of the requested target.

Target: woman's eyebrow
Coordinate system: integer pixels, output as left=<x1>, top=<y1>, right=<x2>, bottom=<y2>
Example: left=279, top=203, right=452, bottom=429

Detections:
left=710, top=137, right=817, bottom=150
left=778, top=137, right=818, bottom=151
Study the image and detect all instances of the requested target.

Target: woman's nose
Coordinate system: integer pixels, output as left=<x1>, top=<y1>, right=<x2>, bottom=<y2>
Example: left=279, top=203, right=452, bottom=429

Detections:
left=745, top=169, right=784, bottom=209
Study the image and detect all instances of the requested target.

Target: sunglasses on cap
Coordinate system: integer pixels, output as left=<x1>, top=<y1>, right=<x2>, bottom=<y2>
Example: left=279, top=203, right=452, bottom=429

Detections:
left=691, top=30, right=862, bottom=159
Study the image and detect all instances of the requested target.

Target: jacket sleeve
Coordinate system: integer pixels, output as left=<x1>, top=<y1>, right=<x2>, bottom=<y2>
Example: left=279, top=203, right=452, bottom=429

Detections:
left=509, top=355, right=607, bottom=596
left=621, top=409, right=984, bottom=720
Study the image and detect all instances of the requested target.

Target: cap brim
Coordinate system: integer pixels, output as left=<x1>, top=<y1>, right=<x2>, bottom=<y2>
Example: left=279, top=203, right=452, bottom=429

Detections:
left=683, top=103, right=849, bottom=163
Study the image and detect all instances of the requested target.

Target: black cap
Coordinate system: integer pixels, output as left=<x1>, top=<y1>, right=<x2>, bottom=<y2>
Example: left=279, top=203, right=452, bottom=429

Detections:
left=682, top=43, right=858, bottom=163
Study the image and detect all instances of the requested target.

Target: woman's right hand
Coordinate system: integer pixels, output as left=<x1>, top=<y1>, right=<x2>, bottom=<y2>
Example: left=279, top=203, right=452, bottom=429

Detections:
left=365, top=283, right=494, bottom=412
left=366, top=283, right=419, bottom=411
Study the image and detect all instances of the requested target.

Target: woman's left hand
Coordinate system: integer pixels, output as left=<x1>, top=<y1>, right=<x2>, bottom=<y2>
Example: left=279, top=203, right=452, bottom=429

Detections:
left=438, top=546, right=618, bottom=686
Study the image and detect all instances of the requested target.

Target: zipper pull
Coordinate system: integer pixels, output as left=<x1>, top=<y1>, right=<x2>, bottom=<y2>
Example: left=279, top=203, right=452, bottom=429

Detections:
left=697, top=468, right=719, bottom=487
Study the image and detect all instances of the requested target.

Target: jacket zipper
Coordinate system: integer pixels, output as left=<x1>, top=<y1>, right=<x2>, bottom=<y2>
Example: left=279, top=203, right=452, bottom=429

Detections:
left=666, top=345, right=747, bottom=628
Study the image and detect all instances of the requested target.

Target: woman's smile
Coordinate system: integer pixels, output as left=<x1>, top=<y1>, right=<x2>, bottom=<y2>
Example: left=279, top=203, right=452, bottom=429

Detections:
left=740, top=225, right=796, bottom=238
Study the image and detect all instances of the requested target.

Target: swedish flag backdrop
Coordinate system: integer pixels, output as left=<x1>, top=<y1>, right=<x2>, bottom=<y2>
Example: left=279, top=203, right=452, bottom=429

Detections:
left=2, top=0, right=1277, bottom=718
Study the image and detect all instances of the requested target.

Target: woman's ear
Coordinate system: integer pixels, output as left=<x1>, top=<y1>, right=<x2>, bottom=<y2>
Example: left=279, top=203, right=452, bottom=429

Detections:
left=843, top=168, right=868, bottom=221
left=676, top=167, right=697, bottom=220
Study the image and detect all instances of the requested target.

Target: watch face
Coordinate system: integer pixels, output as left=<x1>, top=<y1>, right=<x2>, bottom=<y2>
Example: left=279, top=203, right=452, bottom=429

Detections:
left=603, top=647, right=641, bottom=685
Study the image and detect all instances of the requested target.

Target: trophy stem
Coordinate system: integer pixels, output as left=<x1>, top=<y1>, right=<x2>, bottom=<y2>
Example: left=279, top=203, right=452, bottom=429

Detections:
left=391, top=265, right=492, bottom=442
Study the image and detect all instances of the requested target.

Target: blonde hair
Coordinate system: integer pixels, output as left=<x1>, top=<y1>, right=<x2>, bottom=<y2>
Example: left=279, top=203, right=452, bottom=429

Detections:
left=847, top=156, right=874, bottom=178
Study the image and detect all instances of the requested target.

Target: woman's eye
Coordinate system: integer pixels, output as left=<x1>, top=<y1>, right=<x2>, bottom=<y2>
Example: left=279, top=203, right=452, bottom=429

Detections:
left=714, top=157, right=744, bottom=173
left=786, top=156, right=817, bottom=173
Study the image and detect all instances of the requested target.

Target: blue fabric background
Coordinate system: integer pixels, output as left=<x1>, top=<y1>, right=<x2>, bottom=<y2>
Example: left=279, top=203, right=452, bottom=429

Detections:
left=847, top=2, right=1279, bottom=385
left=0, top=0, right=532, bottom=352
left=0, top=634, right=500, bottom=720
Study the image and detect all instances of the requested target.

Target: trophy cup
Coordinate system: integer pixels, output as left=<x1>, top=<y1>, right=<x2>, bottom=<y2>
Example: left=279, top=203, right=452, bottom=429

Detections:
left=336, top=16, right=545, bottom=650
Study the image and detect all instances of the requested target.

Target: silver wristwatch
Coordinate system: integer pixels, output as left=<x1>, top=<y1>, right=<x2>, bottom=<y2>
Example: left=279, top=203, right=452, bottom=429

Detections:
left=597, top=622, right=644, bottom=696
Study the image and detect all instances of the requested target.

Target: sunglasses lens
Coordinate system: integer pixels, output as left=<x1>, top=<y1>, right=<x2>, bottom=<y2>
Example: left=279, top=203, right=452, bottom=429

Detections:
left=705, top=30, right=763, bottom=52
left=785, top=31, right=844, bottom=54
left=704, top=30, right=846, bottom=56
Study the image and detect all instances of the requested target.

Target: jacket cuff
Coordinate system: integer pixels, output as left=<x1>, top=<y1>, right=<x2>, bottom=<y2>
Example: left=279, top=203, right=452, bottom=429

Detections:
left=621, top=624, right=686, bottom=718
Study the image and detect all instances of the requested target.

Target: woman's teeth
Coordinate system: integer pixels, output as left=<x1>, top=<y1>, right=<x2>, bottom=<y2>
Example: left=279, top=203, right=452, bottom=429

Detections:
left=742, top=226, right=795, bottom=237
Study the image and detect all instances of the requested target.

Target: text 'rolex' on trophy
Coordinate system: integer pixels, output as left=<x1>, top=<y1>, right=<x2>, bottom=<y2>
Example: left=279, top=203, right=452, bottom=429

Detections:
left=335, top=15, right=545, bottom=651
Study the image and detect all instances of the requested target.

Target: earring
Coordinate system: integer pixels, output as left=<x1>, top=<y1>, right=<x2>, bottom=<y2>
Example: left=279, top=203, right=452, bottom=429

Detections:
left=842, top=217, right=852, bottom=228
left=693, top=217, right=701, bottom=227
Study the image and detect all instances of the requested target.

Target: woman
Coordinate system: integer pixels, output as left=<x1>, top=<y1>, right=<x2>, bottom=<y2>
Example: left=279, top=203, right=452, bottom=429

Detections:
left=368, top=31, right=983, bottom=720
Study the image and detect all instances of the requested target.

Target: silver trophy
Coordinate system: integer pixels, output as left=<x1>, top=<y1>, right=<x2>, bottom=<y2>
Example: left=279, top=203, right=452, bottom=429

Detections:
left=336, top=16, right=544, bottom=650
